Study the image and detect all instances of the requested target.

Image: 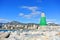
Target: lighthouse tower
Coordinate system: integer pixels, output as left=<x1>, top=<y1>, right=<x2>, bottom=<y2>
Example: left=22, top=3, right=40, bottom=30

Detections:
left=40, top=12, right=47, bottom=26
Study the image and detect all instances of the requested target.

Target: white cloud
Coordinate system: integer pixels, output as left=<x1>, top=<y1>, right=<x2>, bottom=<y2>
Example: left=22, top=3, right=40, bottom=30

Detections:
left=19, top=6, right=41, bottom=19
left=31, top=11, right=41, bottom=15
left=19, top=11, right=41, bottom=19
left=46, top=19, right=57, bottom=24
left=19, top=13, right=32, bottom=19
left=22, top=6, right=38, bottom=11
left=0, top=18, right=7, bottom=21
left=0, top=18, right=11, bottom=23
left=19, top=13, right=24, bottom=16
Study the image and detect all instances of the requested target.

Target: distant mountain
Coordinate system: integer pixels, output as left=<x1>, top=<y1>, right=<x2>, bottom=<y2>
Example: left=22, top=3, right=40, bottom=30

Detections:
left=48, top=23, right=60, bottom=26
left=0, top=21, right=60, bottom=27
left=5, top=21, right=38, bottom=25
left=6, top=21, right=25, bottom=25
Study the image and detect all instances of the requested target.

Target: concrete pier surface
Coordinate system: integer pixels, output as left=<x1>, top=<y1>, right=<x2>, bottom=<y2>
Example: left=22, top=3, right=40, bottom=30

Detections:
left=0, top=29, right=60, bottom=40
left=0, top=32, right=10, bottom=40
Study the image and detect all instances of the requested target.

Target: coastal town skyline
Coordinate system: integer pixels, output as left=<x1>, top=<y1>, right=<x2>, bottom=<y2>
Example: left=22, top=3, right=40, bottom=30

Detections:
left=0, top=0, right=60, bottom=24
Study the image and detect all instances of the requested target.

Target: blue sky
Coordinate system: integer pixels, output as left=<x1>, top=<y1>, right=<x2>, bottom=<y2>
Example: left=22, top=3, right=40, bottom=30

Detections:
left=0, top=0, right=60, bottom=24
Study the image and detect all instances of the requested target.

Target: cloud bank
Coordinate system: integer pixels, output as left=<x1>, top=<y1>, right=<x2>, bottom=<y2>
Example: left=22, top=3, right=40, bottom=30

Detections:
left=19, top=6, right=41, bottom=19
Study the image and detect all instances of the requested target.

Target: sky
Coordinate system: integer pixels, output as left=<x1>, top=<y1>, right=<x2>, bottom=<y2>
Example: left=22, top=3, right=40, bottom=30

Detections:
left=0, top=0, right=60, bottom=24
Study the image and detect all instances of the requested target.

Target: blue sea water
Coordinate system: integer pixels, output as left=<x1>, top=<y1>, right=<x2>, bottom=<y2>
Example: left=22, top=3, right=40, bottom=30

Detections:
left=0, top=30, right=16, bottom=32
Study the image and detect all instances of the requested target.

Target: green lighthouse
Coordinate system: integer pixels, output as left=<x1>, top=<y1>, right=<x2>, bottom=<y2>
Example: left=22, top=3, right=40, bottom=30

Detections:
left=40, top=12, right=47, bottom=26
